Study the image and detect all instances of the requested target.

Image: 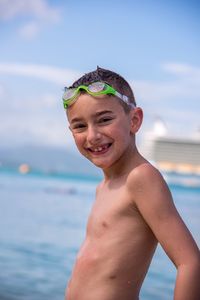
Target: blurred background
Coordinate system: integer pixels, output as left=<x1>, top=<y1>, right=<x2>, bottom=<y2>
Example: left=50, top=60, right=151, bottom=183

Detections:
left=0, top=0, right=200, bottom=299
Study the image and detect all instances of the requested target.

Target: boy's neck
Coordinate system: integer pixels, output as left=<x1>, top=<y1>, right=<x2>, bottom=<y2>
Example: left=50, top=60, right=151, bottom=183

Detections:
left=102, top=146, right=144, bottom=181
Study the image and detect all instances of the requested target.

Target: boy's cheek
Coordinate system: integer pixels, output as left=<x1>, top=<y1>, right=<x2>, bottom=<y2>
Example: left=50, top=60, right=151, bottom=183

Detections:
left=73, top=136, right=82, bottom=148
left=71, top=131, right=81, bottom=142
left=73, top=136, right=86, bottom=155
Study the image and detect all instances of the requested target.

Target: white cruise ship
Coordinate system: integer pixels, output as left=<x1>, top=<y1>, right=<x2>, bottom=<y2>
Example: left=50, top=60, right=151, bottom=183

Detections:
left=140, top=119, right=200, bottom=175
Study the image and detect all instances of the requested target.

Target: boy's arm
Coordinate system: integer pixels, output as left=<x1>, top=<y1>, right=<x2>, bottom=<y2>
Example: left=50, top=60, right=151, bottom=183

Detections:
left=129, top=164, right=200, bottom=300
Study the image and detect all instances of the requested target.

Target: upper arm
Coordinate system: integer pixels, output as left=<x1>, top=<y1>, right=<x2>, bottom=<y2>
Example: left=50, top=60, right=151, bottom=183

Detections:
left=128, top=165, right=199, bottom=267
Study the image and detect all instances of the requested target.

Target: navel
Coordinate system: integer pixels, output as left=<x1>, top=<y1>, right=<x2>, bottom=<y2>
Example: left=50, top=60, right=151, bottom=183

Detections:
left=102, top=221, right=108, bottom=228
left=109, top=274, right=117, bottom=280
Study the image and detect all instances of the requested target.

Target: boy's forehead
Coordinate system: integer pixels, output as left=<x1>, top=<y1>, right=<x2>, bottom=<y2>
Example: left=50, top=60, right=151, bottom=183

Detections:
left=68, top=109, right=116, bottom=124
left=67, top=93, right=124, bottom=119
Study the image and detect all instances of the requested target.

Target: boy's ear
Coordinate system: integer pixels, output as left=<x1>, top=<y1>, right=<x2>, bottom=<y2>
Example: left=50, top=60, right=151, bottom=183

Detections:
left=130, top=107, right=143, bottom=133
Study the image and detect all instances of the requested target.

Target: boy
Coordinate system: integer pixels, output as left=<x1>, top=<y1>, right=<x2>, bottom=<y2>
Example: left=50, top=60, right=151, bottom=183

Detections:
left=63, top=67, right=200, bottom=300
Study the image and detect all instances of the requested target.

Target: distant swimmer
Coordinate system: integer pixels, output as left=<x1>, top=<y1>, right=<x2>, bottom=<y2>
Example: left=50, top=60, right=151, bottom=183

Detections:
left=18, top=163, right=30, bottom=174
left=44, top=187, right=77, bottom=195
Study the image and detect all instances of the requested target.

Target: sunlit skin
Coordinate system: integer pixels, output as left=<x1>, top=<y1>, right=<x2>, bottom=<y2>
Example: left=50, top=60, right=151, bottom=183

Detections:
left=65, top=93, right=200, bottom=300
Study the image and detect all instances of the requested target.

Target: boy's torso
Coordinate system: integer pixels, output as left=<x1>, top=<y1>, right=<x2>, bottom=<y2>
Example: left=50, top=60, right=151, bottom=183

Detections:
left=66, top=170, right=157, bottom=300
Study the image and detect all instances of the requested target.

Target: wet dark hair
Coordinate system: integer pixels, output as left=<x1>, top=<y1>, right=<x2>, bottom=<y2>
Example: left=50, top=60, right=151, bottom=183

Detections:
left=70, top=66, right=136, bottom=112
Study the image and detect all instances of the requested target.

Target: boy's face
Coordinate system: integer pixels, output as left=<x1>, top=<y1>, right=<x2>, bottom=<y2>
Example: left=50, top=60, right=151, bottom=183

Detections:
left=67, top=93, right=142, bottom=170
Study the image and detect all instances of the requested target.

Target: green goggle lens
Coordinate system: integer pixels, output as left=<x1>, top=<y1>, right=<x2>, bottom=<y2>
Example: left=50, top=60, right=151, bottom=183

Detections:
left=87, top=82, right=106, bottom=93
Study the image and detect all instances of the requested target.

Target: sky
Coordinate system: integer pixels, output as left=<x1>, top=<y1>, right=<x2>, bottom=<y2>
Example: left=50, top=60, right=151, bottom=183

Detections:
left=0, top=0, right=200, bottom=151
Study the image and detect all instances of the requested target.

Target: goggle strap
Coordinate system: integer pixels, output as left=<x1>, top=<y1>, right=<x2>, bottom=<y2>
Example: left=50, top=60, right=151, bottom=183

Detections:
left=115, top=91, right=135, bottom=108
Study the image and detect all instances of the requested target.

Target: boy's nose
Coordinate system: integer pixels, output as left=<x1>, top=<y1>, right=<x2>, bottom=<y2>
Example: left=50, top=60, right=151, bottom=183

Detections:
left=87, top=125, right=101, bottom=144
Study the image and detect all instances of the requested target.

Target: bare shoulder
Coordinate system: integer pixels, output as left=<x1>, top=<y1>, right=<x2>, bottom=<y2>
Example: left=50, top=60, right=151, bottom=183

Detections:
left=127, top=162, right=168, bottom=197
left=126, top=161, right=174, bottom=221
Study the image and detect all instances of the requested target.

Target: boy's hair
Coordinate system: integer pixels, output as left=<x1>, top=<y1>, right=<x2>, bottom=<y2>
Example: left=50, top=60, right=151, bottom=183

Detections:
left=70, top=66, right=136, bottom=112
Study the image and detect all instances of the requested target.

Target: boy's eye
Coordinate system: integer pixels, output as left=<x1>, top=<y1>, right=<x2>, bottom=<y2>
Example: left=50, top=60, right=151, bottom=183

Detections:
left=74, top=123, right=86, bottom=128
left=71, top=123, right=86, bottom=131
left=98, top=117, right=113, bottom=124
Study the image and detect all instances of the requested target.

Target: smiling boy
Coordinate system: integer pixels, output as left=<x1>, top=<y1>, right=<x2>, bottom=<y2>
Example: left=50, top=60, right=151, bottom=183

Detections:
left=63, top=67, right=200, bottom=300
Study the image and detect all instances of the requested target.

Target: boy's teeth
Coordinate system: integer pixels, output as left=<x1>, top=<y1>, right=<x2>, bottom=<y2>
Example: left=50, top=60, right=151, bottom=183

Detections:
left=90, top=144, right=111, bottom=152
left=94, top=147, right=103, bottom=152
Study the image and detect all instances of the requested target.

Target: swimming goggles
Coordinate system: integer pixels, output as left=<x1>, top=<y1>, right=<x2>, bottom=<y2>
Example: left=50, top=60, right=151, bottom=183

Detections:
left=62, top=81, right=135, bottom=109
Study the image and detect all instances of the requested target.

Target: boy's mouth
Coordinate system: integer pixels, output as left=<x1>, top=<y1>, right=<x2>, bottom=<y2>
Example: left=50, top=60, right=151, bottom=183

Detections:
left=87, top=143, right=112, bottom=154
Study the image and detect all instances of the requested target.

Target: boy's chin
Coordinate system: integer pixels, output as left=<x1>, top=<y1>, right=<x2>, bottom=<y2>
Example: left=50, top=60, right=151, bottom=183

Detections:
left=80, top=151, right=114, bottom=169
left=87, top=158, right=113, bottom=169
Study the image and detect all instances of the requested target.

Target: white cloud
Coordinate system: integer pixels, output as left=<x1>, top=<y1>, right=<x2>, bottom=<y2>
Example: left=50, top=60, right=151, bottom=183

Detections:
left=162, top=62, right=200, bottom=79
left=0, top=62, right=81, bottom=86
left=0, top=0, right=61, bottom=39
left=132, top=62, right=200, bottom=103
left=0, top=62, right=81, bottom=147
left=133, top=80, right=182, bottom=102
left=130, top=62, right=200, bottom=137
left=18, top=21, right=40, bottom=39
left=0, top=112, right=72, bottom=147
left=0, top=67, right=73, bottom=147
left=0, top=0, right=60, bottom=22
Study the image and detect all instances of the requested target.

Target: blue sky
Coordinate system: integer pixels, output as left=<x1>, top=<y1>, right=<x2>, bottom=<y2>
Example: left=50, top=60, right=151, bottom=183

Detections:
left=0, top=0, right=200, bottom=150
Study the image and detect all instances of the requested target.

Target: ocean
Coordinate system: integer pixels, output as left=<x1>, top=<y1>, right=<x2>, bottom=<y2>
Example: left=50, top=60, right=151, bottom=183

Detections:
left=0, top=169, right=199, bottom=300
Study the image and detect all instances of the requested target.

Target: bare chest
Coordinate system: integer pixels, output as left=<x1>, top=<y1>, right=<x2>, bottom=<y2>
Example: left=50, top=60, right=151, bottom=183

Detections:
left=86, top=185, right=140, bottom=239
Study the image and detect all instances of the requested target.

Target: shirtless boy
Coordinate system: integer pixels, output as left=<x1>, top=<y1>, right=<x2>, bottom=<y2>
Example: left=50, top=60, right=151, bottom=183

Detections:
left=63, top=67, right=200, bottom=300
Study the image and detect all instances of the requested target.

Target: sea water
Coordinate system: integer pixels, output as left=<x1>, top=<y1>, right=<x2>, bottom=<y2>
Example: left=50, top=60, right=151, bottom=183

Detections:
left=0, top=170, right=199, bottom=300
